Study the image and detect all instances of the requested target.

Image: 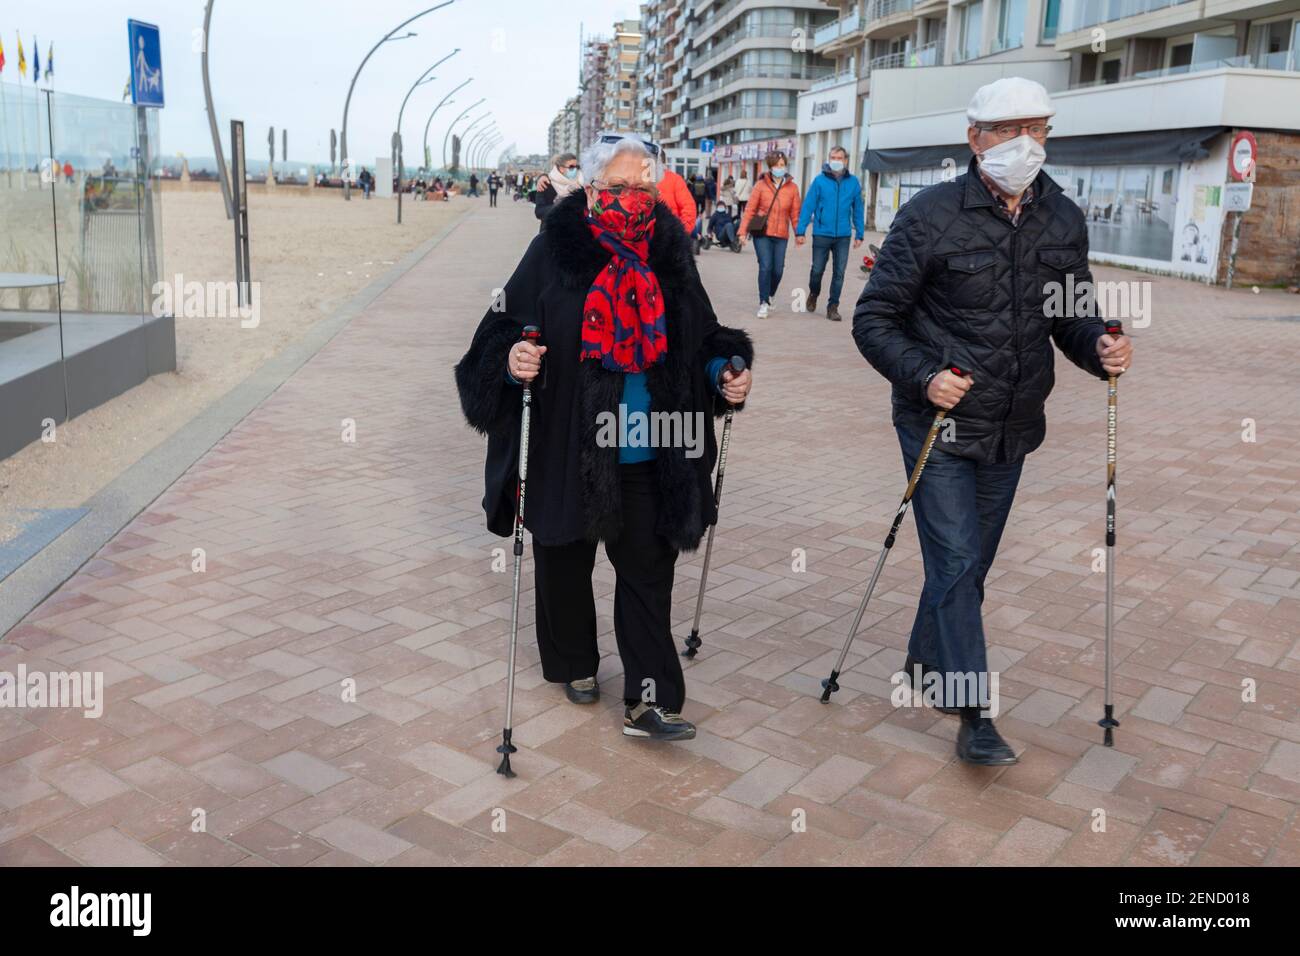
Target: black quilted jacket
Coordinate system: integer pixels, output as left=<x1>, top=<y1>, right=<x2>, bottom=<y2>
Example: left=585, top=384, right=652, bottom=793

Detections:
left=852, top=157, right=1108, bottom=463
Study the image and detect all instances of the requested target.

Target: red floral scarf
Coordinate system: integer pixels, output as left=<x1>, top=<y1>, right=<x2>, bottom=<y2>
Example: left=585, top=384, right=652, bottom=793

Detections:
left=580, top=189, right=668, bottom=373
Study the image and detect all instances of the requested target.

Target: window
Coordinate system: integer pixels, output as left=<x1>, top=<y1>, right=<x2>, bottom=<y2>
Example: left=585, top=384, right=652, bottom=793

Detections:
left=1169, top=43, right=1192, bottom=69
left=959, top=2, right=984, bottom=61
left=996, top=0, right=1026, bottom=50
left=1042, top=0, right=1060, bottom=42
left=1101, top=58, right=1121, bottom=83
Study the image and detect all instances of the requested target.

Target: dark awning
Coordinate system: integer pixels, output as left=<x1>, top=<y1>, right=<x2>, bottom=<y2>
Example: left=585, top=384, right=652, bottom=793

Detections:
left=861, top=126, right=1229, bottom=173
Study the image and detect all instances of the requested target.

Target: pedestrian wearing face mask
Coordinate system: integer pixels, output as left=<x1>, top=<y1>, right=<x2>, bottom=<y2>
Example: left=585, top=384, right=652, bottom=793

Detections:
left=534, top=153, right=583, bottom=229
left=456, top=132, right=754, bottom=743
left=738, top=151, right=803, bottom=319
left=796, top=145, right=865, bottom=322
left=850, top=77, right=1134, bottom=766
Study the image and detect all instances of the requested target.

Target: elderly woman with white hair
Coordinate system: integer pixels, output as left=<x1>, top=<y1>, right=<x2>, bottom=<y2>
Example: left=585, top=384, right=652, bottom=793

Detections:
left=456, top=132, right=754, bottom=742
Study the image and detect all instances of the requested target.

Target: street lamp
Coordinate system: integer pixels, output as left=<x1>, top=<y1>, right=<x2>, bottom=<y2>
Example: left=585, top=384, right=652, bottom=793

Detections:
left=340, top=0, right=460, bottom=200
left=474, top=133, right=502, bottom=174
left=442, top=105, right=489, bottom=174
left=453, top=113, right=493, bottom=175
left=422, top=78, right=472, bottom=172
left=201, top=0, right=234, bottom=220
left=397, top=49, right=459, bottom=224
left=462, top=123, right=497, bottom=180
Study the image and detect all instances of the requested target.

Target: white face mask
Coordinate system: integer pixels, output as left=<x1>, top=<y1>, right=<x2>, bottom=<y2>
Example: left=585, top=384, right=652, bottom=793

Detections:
left=977, top=134, right=1046, bottom=197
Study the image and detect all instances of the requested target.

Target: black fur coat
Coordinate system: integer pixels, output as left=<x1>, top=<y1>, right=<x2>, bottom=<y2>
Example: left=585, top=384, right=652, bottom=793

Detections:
left=454, top=191, right=754, bottom=552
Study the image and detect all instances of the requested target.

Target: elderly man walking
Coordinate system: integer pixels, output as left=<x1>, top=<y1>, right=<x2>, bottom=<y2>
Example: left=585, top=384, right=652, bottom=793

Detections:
left=852, top=77, right=1133, bottom=765
left=796, top=145, right=864, bottom=322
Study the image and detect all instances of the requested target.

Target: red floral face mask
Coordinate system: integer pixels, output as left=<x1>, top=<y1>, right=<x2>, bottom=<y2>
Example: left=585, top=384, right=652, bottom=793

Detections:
left=590, top=187, right=657, bottom=242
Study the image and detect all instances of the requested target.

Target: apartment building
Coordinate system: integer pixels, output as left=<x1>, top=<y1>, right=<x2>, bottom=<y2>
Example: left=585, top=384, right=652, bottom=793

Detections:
left=548, top=96, right=582, bottom=160
left=801, top=0, right=1299, bottom=284
left=580, top=36, right=612, bottom=147
left=605, top=21, right=645, bottom=133
left=686, top=0, right=839, bottom=182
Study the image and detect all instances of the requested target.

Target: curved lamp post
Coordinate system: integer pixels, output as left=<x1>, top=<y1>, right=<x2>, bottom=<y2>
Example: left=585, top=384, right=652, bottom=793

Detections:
left=423, top=79, right=473, bottom=172
left=474, top=133, right=502, bottom=174
left=340, top=0, right=459, bottom=200
left=397, top=49, right=459, bottom=224
left=479, top=138, right=504, bottom=177
left=201, top=0, right=234, bottom=220
left=462, top=123, right=497, bottom=180
left=442, top=105, right=489, bottom=174
left=451, top=113, right=492, bottom=177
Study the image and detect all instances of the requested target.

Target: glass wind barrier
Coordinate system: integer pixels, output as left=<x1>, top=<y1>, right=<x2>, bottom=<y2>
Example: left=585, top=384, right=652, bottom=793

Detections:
left=0, top=83, right=163, bottom=461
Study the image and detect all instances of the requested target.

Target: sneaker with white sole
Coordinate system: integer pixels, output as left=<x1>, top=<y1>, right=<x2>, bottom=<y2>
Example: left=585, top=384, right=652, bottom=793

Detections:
left=623, top=703, right=696, bottom=741
left=756, top=302, right=769, bottom=319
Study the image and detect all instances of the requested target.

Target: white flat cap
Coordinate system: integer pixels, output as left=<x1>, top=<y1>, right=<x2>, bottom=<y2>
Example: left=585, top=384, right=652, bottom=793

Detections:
left=967, top=77, right=1056, bottom=124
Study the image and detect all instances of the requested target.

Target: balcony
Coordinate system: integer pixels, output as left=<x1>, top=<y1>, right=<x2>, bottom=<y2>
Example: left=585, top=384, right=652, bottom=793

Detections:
left=1070, top=50, right=1300, bottom=88
left=868, top=0, right=914, bottom=19
left=814, top=13, right=866, bottom=51
left=692, top=103, right=799, bottom=131
left=693, top=25, right=805, bottom=73
left=811, top=66, right=859, bottom=91
left=691, top=65, right=833, bottom=99
left=866, top=39, right=943, bottom=74
left=1057, top=0, right=1195, bottom=35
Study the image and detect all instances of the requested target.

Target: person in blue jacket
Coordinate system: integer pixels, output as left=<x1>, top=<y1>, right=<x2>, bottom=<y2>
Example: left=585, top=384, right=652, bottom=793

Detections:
left=795, top=146, right=865, bottom=322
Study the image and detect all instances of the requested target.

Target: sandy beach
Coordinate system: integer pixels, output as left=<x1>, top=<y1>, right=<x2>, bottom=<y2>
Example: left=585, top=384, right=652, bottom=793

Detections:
left=0, top=186, right=468, bottom=542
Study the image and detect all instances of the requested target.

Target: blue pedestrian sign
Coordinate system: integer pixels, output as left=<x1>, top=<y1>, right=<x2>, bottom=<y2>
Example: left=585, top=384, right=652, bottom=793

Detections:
left=699, top=138, right=716, bottom=154
left=128, top=20, right=165, bottom=108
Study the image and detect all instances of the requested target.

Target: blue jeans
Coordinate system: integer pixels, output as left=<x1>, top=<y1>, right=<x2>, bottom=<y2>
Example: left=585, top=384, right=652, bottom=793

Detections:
left=714, top=221, right=737, bottom=246
left=752, top=235, right=787, bottom=305
left=897, top=424, right=1023, bottom=708
left=809, top=235, right=850, bottom=306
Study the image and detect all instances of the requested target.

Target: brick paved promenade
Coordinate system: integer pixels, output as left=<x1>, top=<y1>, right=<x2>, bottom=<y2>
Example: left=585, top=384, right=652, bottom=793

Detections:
left=2, top=200, right=1298, bottom=866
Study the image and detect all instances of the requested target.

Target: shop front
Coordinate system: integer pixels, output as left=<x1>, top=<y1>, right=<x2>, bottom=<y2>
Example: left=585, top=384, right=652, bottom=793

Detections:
left=864, top=127, right=1255, bottom=283
left=713, top=136, right=799, bottom=188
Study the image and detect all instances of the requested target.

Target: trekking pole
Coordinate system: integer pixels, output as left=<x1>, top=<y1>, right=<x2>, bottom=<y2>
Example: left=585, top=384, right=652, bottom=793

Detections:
left=683, top=356, right=747, bottom=659
left=821, top=367, right=967, bottom=703
left=497, top=325, right=542, bottom=778
left=1099, top=319, right=1123, bottom=747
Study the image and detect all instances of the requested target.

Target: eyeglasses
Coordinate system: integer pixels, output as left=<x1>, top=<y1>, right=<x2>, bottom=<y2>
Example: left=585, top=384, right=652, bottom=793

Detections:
left=591, top=181, right=655, bottom=197
left=600, top=133, right=661, bottom=157
left=976, top=123, right=1052, bottom=141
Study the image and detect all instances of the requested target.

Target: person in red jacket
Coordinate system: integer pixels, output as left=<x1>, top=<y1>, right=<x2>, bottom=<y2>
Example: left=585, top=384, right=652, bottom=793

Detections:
left=658, top=167, right=698, bottom=236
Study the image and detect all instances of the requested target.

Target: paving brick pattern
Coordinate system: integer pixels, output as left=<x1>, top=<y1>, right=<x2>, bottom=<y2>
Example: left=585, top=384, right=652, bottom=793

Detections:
left=2, top=201, right=1298, bottom=867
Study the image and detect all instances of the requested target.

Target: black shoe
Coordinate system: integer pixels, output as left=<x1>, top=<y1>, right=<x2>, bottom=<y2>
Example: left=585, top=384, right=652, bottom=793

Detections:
left=902, top=655, right=960, bottom=714
left=826, top=304, right=842, bottom=322
left=564, top=677, right=600, bottom=705
left=806, top=294, right=818, bottom=314
left=956, top=715, right=1019, bottom=766
left=623, top=703, right=696, bottom=741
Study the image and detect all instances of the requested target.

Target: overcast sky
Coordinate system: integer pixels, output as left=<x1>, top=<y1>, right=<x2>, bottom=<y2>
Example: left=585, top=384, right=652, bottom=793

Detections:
left=6, top=0, right=636, bottom=163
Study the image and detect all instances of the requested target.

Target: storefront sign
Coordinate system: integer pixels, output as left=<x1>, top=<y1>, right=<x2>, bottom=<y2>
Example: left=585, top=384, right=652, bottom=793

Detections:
left=797, top=81, right=857, bottom=135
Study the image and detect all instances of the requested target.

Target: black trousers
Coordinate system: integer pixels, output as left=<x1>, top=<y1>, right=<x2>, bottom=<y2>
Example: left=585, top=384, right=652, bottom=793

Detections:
left=532, top=462, right=685, bottom=711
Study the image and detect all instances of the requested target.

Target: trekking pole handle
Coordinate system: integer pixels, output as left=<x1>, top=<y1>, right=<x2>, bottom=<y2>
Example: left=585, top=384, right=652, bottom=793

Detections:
left=1104, top=319, right=1124, bottom=337
left=717, top=355, right=747, bottom=389
left=521, top=325, right=541, bottom=344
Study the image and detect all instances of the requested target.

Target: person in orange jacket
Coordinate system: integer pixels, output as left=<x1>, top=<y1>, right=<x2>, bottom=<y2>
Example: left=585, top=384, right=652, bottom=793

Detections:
left=658, top=167, right=699, bottom=237
left=738, top=151, right=803, bottom=318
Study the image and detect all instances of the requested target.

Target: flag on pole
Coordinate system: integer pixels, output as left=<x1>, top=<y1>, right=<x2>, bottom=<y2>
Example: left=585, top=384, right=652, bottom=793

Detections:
left=0, top=38, right=7, bottom=74
left=17, top=36, right=26, bottom=78
left=44, top=43, right=53, bottom=83
left=32, top=38, right=39, bottom=83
